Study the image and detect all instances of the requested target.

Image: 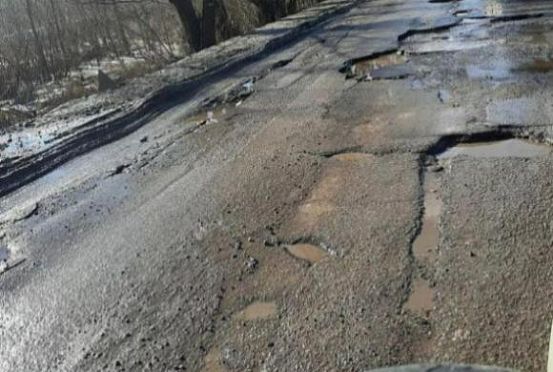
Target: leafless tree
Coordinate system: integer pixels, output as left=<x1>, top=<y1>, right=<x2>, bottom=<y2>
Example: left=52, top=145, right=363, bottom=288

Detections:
left=0, top=0, right=322, bottom=124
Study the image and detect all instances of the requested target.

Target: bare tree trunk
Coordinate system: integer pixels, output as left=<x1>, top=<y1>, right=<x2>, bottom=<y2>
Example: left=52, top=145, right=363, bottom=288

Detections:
left=113, top=3, right=132, bottom=55
left=24, top=0, right=50, bottom=80
left=48, top=0, right=69, bottom=73
left=169, top=0, right=202, bottom=52
left=201, top=0, right=217, bottom=49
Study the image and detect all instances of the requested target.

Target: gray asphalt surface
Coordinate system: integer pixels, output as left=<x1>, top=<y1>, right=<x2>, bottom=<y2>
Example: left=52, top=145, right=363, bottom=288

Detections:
left=2, top=0, right=553, bottom=371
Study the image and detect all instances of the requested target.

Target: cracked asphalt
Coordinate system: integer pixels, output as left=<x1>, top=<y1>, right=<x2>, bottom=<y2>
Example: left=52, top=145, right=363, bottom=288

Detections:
left=2, top=0, right=553, bottom=371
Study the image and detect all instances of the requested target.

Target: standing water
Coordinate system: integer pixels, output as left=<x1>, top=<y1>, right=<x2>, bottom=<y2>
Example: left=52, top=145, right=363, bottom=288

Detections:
left=438, top=138, right=551, bottom=159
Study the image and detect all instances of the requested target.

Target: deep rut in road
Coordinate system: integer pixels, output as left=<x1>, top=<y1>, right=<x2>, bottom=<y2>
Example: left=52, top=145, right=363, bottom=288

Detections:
left=404, top=131, right=553, bottom=355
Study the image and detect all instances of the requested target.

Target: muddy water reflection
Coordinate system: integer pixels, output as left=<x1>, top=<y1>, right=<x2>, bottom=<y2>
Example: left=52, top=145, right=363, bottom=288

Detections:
left=234, top=302, right=277, bottom=321
left=285, top=243, right=327, bottom=264
left=413, top=172, right=442, bottom=261
left=438, top=139, right=551, bottom=159
left=352, top=52, right=407, bottom=78
left=405, top=171, right=440, bottom=317
left=406, top=278, right=434, bottom=315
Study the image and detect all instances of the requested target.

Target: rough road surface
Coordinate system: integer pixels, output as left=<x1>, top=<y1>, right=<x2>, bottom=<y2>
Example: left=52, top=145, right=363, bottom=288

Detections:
left=2, top=0, right=553, bottom=371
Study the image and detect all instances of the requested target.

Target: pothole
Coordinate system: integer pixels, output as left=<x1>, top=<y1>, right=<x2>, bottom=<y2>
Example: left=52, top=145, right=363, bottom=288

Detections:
left=413, top=171, right=442, bottom=261
left=405, top=278, right=434, bottom=316
left=405, top=163, right=442, bottom=318
left=285, top=243, right=328, bottom=264
left=437, top=138, right=552, bottom=159
left=342, top=51, right=410, bottom=80
left=354, top=52, right=407, bottom=73
left=234, top=301, right=277, bottom=321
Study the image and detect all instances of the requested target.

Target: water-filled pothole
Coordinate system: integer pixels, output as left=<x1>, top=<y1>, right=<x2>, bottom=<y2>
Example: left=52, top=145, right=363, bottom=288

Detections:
left=413, top=172, right=442, bottom=261
left=345, top=52, right=410, bottom=80
left=285, top=243, right=327, bottom=264
left=234, top=301, right=277, bottom=321
left=405, top=278, right=434, bottom=315
left=437, top=138, right=551, bottom=159
left=355, top=52, right=407, bottom=73
left=405, top=169, right=440, bottom=317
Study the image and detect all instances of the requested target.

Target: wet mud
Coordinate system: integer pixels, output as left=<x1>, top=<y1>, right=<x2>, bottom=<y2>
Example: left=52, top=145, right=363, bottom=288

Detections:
left=234, top=302, right=278, bottom=321
left=405, top=168, right=441, bottom=319
left=405, top=278, right=434, bottom=315
left=412, top=172, right=442, bottom=261
left=285, top=243, right=328, bottom=264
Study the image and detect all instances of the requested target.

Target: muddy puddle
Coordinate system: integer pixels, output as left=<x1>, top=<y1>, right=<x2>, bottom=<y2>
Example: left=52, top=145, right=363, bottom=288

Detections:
left=355, top=53, right=406, bottom=72
left=413, top=172, right=442, bottom=260
left=348, top=52, right=410, bottom=80
left=437, top=139, right=551, bottom=159
left=405, top=278, right=434, bottom=315
left=234, top=301, right=277, bottom=321
left=285, top=243, right=327, bottom=264
left=405, top=169, right=440, bottom=317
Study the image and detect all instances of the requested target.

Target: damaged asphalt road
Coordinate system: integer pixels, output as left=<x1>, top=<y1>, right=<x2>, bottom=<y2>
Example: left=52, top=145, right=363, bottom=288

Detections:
left=3, top=0, right=553, bottom=371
